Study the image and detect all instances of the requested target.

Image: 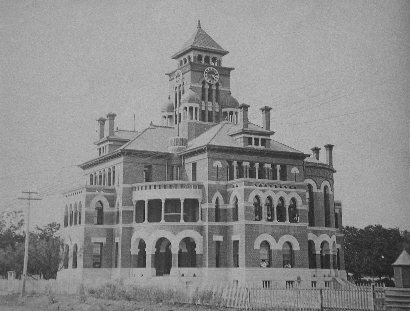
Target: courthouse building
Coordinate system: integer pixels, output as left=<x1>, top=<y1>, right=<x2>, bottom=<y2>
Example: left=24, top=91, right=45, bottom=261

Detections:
left=58, top=22, right=346, bottom=288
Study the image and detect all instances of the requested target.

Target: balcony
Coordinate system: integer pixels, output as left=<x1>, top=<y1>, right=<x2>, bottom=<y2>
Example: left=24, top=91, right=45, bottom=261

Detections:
left=133, top=181, right=203, bottom=201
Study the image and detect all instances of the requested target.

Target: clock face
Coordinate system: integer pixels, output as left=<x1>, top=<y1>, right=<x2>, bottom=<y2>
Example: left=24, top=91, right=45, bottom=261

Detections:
left=204, top=67, right=219, bottom=84
left=175, top=70, right=182, bottom=85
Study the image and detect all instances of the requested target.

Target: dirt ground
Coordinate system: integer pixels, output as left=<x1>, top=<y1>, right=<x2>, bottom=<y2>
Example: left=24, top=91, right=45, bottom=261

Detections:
left=0, top=293, right=234, bottom=311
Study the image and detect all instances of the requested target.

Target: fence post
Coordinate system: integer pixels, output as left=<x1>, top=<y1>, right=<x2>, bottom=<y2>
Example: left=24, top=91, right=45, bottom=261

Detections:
left=371, top=284, right=375, bottom=311
left=320, top=288, right=324, bottom=311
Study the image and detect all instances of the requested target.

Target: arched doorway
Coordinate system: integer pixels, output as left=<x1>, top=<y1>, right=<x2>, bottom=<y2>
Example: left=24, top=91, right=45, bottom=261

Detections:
left=178, top=237, right=196, bottom=267
left=308, top=240, right=316, bottom=269
left=155, top=238, right=172, bottom=276
left=320, top=241, right=330, bottom=269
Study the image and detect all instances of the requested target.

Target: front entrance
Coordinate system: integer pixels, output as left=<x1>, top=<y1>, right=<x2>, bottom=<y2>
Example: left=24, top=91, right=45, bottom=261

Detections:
left=155, top=237, right=172, bottom=276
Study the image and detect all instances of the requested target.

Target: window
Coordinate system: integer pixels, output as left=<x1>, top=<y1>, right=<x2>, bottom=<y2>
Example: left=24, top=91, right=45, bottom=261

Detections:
left=262, top=281, right=271, bottom=289
left=279, top=165, right=287, bottom=181
left=286, top=281, right=294, bottom=288
left=95, top=201, right=104, bottom=225
left=324, top=186, right=330, bottom=227
left=260, top=241, right=270, bottom=267
left=92, top=242, right=103, bottom=268
left=233, top=240, right=239, bottom=267
left=254, top=138, right=259, bottom=146
left=90, top=174, right=93, bottom=185
left=311, top=281, right=317, bottom=288
left=308, top=240, right=316, bottom=269
left=261, top=139, right=266, bottom=147
left=72, top=244, right=78, bottom=269
left=266, top=197, right=273, bottom=222
left=232, top=196, right=238, bottom=221
left=116, top=209, right=120, bottom=224
left=325, top=281, right=331, bottom=288
left=144, top=165, right=152, bottom=182
left=197, top=54, right=202, bottom=63
left=192, top=162, right=197, bottom=181
left=276, top=197, right=286, bottom=222
left=288, top=198, right=299, bottom=223
left=114, top=242, right=119, bottom=268
left=64, top=206, right=68, bottom=227
left=73, top=205, right=78, bottom=225
left=112, top=167, right=115, bottom=185
left=215, top=241, right=221, bottom=267
left=247, top=137, right=252, bottom=146
left=282, top=242, right=294, bottom=268
left=335, top=212, right=339, bottom=228
left=107, top=168, right=111, bottom=186
left=308, top=184, right=315, bottom=226
left=337, top=249, right=341, bottom=270
left=69, top=205, right=73, bottom=226
left=78, top=203, right=82, bottom=225
left=253, top=196, right=262, bottom=221
left=63, top=245, right=69, bottom=269
left=204, top=55, right=210, bottom=64
left=215, top=197, right=220, bottom=222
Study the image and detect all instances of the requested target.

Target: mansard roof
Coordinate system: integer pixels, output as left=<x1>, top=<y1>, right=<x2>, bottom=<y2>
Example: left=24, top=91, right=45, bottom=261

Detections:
left=172, top=21, right=228, bottom=59
left=183, top=121, right=304, bottom=155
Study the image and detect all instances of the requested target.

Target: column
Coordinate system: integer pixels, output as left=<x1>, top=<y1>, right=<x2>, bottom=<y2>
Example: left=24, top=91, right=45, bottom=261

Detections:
left=255, top=163, right=259, bottom=179
left=161, top=199, right=165, bottom=223
left=171, top=246, right=179, bottom=275
left=180, top=198, right=185, bottom=222
left=265, top=164, right=272, bottom=180
left=212, top=85, right=216, bottom=122
left=276, top=165, right=280, bottom=181
left=315, top=251, right=321, bottom=269
left=273, top=201, right=277, bottom=221
left=285, top=203, right=289, bottom=223
left=233, top=161, right=238, bottom=179
left=204, top=84, right=209, bottom=122
left=145, top=252, right=153, bottom=276
left=144, top=200, right=148, bottom=223
left=243, top=162, right=250, bottom=178
left=197, top=200, right=202, bottom=222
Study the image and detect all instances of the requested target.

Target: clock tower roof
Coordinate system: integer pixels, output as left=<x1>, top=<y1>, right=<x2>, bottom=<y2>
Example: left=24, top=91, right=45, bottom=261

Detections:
left=172, top=21, right=228, bottom=59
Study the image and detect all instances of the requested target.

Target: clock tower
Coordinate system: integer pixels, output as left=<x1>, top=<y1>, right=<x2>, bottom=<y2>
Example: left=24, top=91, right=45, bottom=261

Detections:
left=161, top=21, right=240, bottom=126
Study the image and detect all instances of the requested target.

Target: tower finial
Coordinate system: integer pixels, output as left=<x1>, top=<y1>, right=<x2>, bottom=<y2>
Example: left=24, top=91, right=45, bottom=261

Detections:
left=197, top=20, right=201, bottom=28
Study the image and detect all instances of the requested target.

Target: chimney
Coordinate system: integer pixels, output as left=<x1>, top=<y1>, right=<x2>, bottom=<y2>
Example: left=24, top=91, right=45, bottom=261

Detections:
left=324, top=144, right=334, bottom=167
left=311, top=146, right=321, bottom=161
left=260, top=106, right=272, bottom=131
left=239, top=103, right=250, bottom=128
left=97, top=117, right=106, bottom=139
left=106, top=113, right=117, bottom=137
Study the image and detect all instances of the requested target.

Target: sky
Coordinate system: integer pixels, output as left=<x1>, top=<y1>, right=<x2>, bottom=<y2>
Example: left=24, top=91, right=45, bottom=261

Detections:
left=1, top=0, right=409, bottom=230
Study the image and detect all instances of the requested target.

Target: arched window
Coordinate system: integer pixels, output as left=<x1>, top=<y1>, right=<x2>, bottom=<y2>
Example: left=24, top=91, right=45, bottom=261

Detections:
left=95, top=201, right=104, bottom=225
left=276, top=197, right=286, bottom=222
left=112, top=167, right=115, bottom=185
left=102, top=169, right=106, bottom=186
left=266, top=196, right=274, bottom=222
left=72, top=244, right=78, bottom=269
left=308, top=240, right=316, bottom=269
left=215, top=197, right=220, bottom=222
left=307, top=184, right=315, bottom=226
left=288, top=198, right=299, bottom=223
left=232, top=196, right=238, bottom=221
left=73, top=204, right=78, bottom=225
left=69, top=204, right=73, bottom=226
left=201, top=81, right=205, bottom=101
left=90, top=174, right=93, bottom=185
left=107, top=168, right=111, bottom=186
left=187, top=55, right=191, bottom=62
left=64, top=205, right=68, bottom=227
left=215, top=83, right=220, bottom=103
left=260, top=241, right=270, bottom=267
left=63, top=245, right=69, bottom=269
left=178, top=237, right=196, bottom=268
left=78, top=202, right=82, bottom=225
left=94, top=173, right=97, bottom=185
left=253, top=196, right=262, bottom=221
left=282, top=242, right=294, bottom=268
left=98, top=172, right=102, bottom=185
left=324, top=186, right=330, bottom=227
left=204, top=55, right=210, bottom=64
left=337, top=249, right=341, bottom=270
left=320, top=241, right=330, bottom=269
left=197, top=54, right=202, bottom=63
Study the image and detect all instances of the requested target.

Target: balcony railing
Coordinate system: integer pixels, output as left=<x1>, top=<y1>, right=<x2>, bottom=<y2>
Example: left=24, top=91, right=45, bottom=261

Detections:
left=133, top=181, right=203, bottom=201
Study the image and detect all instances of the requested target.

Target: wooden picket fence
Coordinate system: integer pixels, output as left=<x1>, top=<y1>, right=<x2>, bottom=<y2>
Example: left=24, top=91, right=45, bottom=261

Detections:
left=0, top=279, right=387, bottom=310
left=192, top=283, right=386, bottom=310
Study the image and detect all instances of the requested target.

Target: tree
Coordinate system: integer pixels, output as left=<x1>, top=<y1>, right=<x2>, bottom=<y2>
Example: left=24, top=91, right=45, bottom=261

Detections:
left=343, top=225, right=410, bottom=282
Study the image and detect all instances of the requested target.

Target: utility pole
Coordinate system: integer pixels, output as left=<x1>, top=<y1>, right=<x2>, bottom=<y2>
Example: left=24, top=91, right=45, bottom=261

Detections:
left=18, top=191, right=41, bottom=297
